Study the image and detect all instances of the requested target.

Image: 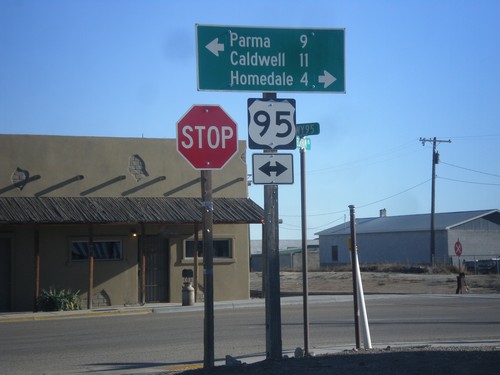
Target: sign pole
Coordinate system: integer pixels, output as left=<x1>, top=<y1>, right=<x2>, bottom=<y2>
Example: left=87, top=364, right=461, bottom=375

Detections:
left=348, top=205, right=361, bottom=349
left=201, top=170, right=215, bottom=368
left=176, top=104, right=238, bottom=369
left=263, top=92, right=282, bottom=360
left=300, top=139, right=310, bottom=356
left=194, top=223, right=199, bottom=302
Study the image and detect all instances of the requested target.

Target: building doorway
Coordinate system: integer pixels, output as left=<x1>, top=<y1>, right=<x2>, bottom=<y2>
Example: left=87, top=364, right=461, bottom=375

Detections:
left=0, top=237, right=12, bottom=311
left=140, top=236, right=169, bottom=303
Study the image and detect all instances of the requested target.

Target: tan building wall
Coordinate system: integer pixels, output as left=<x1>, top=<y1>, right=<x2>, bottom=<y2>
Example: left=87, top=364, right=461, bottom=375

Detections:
left=0, top=134, right=247, bottom=198
left=0, top=135, right=253, bottom=311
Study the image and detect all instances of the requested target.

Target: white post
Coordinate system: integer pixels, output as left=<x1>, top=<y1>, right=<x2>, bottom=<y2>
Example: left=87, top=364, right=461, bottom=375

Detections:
left=355, top=255, right=372, bottom=349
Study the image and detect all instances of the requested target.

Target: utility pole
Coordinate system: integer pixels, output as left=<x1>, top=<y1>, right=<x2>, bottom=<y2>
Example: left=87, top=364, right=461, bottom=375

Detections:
left=419, top=137, right=451, bottom=264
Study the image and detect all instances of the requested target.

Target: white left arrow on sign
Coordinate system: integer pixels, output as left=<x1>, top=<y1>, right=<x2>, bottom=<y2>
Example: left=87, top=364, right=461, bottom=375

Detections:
left=206, top=38, right=224, bottom=56
left=318, top=70, right=336, bottom=88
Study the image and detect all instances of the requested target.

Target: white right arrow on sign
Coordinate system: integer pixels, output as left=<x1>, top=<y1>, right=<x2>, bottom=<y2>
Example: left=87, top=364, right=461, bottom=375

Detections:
left=318, top=70, right=336, bottom=88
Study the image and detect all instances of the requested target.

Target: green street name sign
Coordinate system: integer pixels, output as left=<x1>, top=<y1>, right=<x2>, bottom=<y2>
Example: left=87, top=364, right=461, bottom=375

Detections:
left=296, top=122, right=320, bottom=137
left=196, top=24, right=345, bottom=93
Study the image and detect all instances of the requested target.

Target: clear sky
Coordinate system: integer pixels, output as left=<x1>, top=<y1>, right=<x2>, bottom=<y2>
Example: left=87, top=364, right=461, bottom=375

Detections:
left=1, top=0, right=499, bottom=241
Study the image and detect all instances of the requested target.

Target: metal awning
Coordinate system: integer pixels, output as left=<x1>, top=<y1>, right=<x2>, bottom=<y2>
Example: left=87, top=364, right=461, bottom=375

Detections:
left=0, top=197, right=264, bottom=225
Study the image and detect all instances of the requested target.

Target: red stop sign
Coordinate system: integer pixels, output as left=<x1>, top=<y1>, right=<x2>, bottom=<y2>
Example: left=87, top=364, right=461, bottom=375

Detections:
left=454, top=239, right=463, bottom=256
left=177, top=105, right=238, bottom=170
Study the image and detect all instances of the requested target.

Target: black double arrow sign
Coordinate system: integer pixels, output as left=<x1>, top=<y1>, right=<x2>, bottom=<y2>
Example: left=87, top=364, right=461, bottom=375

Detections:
left=258, top=161, right=288, bottom=177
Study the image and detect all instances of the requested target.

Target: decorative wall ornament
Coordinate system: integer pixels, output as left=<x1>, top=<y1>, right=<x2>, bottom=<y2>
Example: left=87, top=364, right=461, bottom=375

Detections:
left=11, top=167, right=29, bottom=190
left=128, top=154, right=149, bottom=181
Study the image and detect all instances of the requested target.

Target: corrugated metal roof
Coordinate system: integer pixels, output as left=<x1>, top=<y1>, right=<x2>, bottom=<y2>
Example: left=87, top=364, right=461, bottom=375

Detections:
left=0, top=197, right=264, bottom=225
left=315, top=209, right=499, bottom=236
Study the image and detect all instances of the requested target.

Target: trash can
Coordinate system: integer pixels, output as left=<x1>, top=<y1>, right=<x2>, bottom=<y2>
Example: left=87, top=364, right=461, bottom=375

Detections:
left=182, top=281, right=195, bottom=306
left=182, top=269, right=195, bottom=306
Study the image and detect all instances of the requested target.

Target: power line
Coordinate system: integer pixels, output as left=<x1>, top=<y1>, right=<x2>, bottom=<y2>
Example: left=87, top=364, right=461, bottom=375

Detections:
left=281, top=178, right=431, bottom=218
left=440, top=161, right=500, bottom=178
left=280, top=172, right=494, bottom=234
left=309, top=216, right=345, bottom=230
left=446, top=133, right=500, bottom=140
left=308, top=140, right=421, bottom=174
left=357, top=179, right=431, bottom=209
left=438, top=176, right=500, bottom=186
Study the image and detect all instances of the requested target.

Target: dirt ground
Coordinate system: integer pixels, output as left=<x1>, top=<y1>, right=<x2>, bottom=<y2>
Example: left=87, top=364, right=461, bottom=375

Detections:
left=172, top=271, right=500, bottom=374
left=177, top=346, right=500, bottom=374
left=250, top=271, right=500, bottom=295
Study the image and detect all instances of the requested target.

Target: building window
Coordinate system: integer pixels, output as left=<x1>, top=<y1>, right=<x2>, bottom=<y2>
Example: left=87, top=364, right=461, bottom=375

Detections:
left=71, top=240, right=123, bottom=261
left=185, top=239, right=232, bottom=259
left=331, top=245, right=339, bottom=262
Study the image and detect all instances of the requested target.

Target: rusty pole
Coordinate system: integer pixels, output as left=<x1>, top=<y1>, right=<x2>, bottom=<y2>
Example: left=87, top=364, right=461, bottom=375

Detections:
left=140, top=223, right=146, bottom=305
left=87, top=224, right=94, bottom=310
left=194, top=223, right=199, bottom=302
left=33, top=225, right=40, bottom=311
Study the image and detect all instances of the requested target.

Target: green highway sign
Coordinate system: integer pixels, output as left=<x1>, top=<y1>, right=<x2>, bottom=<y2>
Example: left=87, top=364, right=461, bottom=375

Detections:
left=296, top=136, right=311, bottom=150
left=196, top=24, right=345, bottom=93
left=296, top=122, right=320, bottom=137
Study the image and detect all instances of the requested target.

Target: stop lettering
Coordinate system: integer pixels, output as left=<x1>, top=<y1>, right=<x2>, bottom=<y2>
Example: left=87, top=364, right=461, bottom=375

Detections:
left=180, top=125, right=234, bottom=150
left=176, top=105, right=238, bottom=170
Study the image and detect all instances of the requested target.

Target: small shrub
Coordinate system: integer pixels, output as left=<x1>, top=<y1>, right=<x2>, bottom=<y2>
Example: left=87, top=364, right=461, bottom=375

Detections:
left=37, top=287, right=81, bottom=311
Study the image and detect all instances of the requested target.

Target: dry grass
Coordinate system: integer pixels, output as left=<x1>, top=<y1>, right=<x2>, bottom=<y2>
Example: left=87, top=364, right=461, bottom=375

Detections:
left=250, top=264, right=500, bottom=295
left=325, top=263, right=458, bottom=274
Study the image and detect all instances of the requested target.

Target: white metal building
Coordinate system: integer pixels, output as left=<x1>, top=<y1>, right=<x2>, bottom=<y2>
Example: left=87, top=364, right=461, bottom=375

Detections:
left=317, top=209, right=500, bottom=267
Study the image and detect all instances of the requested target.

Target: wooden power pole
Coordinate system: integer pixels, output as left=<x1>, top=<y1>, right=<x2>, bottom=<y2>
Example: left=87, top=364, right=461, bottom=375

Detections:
left=419, top=137, right=451, bottom=264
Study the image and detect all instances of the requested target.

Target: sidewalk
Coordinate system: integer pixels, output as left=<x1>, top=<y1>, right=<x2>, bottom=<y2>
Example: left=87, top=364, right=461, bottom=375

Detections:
left=0, top=295, right=354, bottom=323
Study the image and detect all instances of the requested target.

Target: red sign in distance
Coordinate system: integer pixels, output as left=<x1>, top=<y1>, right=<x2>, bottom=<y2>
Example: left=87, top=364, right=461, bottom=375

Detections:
left=176, top=105, right=238, bottom=170
left=454, top=239, right=463, bottom=257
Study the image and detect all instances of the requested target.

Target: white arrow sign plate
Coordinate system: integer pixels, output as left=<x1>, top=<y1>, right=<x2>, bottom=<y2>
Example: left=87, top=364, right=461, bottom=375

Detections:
left=252, top=153, right=294, bottom=185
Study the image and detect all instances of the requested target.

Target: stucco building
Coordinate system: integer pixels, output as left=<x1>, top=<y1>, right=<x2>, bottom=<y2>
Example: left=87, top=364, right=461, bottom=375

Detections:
left=0, top=134, right=263, bottom=312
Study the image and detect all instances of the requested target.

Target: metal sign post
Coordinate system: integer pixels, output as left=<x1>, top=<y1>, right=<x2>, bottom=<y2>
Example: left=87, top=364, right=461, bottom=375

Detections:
left=262, top=92, right=282, bottom=360
left=295, top=122, right=320, bottom=356
left=201, top=170, right=214, bottom=368
left=300, top=139, right=310, bottom=356
left=176, top=104, right=238, bottom=369
left=191, top=22, right=346, bottom=368
left=349, top=205, right=361, bottom=349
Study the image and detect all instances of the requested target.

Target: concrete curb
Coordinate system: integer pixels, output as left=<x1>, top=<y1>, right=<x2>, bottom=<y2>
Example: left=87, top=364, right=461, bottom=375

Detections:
left=0, top=307, right=155, bottom=323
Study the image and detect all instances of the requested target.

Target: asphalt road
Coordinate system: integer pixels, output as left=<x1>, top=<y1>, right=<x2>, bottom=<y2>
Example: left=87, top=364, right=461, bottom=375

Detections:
left=1, top=294, right=500, bottom=374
